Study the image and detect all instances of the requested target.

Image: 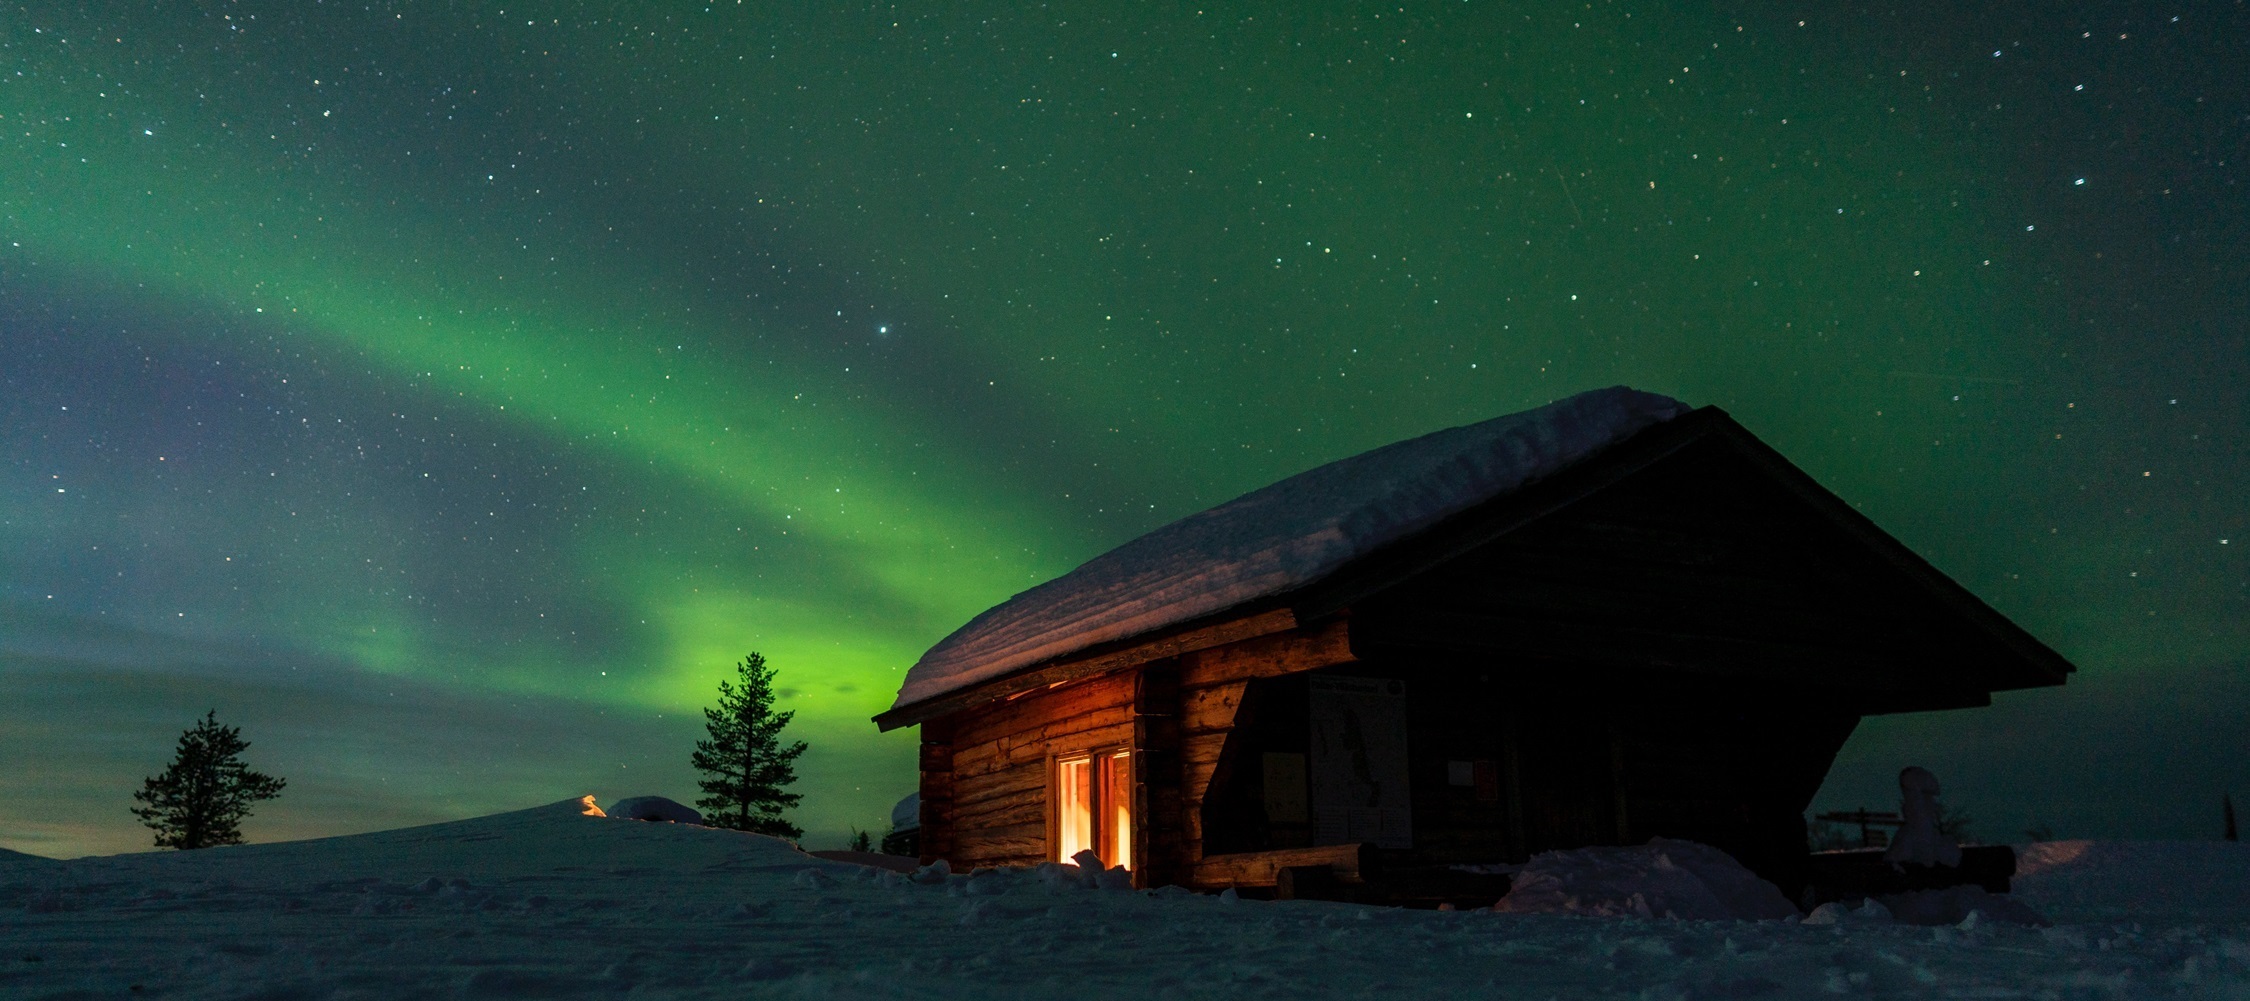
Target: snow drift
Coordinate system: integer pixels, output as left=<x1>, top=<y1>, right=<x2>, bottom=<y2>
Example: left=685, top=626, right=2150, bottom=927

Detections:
left=2012, top=838, right=2250, bottom=924
left=5, top=801, right=2246, bottom=999
left=1491, top=837, right=1802, bottom=921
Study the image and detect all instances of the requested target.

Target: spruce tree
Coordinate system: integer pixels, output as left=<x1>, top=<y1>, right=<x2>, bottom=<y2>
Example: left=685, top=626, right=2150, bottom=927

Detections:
left=2227, top=794, right=2239, bottom=842
left=131, top=711, right=287, bottom=850
left=691, top=653, right=808, bottom=838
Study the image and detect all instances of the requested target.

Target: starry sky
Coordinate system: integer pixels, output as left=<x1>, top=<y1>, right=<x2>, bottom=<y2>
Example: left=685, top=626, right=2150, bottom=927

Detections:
left=3, top=1, right=2244, bottom=857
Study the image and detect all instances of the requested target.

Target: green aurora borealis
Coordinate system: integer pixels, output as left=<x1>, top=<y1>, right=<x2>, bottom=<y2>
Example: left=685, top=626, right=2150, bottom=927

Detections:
left=4, top=2, right=2244, bottom=855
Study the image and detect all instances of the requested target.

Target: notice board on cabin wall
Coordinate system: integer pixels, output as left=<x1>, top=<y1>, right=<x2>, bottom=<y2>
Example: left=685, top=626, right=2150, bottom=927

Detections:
left=1308, top=675, right=1413, bottom=849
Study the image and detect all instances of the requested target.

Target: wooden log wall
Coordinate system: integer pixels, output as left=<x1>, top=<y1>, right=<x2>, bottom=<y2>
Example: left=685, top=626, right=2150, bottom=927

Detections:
left=1349, top=441, right=2000, bottom=710
left=917, top=717, right=954, bottom=865
left=1171, top=617, right=1355, bottom=887
left=919, top=614, right=1356, bottom=885
left=1132, top=659, right=1182, bottom=888
left=938, top=670, right=1139, bottom=870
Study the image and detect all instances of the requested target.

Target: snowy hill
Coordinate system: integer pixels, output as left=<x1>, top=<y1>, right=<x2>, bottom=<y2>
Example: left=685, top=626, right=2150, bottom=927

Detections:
left=4, top=800, right=2245, bottom=998
left=2014, top=839, right=2250, bottom=925
left=0, top=845, right=57, bottom=868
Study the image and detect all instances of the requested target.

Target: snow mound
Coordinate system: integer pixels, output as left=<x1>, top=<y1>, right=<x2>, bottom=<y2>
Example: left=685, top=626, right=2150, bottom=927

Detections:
left=2011, top=839, right=2250, bottom=925
left=1493, top=838, right=1801, bottom=921
left=606, top=796, right=704, bottom=824
left=894, top=387, right=1690, bottom=709
left=1803, top=898, right=1896, bottom=926
left=1878, top=885, right=2048, bottom=927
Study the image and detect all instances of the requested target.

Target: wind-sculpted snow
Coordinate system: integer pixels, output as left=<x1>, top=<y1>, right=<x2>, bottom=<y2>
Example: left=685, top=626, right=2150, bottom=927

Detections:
left=2013, top=839, right=2250, bottom=925
left=895, top=387, right=1691, bottom=709
left=1492, top=838, right=1803, bottom=921
left=4, top=800, right=2247, bottom=998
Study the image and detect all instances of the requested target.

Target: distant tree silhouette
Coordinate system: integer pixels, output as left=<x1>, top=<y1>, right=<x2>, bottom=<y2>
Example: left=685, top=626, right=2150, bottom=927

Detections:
left=2227, top=794, right=2239, bottom=842
left=849, top=828, right=873, bottom=853
left=691, top=653, right=808, bottom=838
left=131, top=711, right=286, bottom=850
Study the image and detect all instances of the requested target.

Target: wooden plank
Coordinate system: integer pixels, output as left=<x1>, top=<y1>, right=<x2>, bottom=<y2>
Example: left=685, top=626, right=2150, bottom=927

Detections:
left=1001, top=704, right=1138, bottom=752
left=951, top=717, right=1139, bottom=780
left=955, top=672, right=1137, bottom=750
left=917, top=719, right=955, bottom=865
left=1180, top=731, right=1229, bottom=770
left=918, top=741, right=953, bottom=772
left=1133, top=659, right=1182, bottom=891
left=1180, top=682, right=1249, bottom=734
left=1181, top=762, right=1219, bottom=807
left=955, top=704, right=1137, bottom=773
left=1191, top=843, right=1376, bottom=888
left=952, top=764, right=1044, bottom=808
left=954, top=793, right=1045, bottom=831
left=1276, top=865, right=1341, bottom=901
left=875, top=608, right=1299, bottom=730
left=952, top=822, right=1047, bottom=865
left=1179, top=618, right=1355, bottom=689
left=1500, top=707, right=1525, bottom=861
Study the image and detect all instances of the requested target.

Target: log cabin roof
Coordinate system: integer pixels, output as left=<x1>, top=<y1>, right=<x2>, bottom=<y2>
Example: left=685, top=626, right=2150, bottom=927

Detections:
left=876, top=388, right=2075, bottom=730
left=883, top=388, right=1689, bottom=716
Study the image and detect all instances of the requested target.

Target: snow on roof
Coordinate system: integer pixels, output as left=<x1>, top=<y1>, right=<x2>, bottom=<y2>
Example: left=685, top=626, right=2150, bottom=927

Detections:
left=892, top=386, right=1691, bottom=710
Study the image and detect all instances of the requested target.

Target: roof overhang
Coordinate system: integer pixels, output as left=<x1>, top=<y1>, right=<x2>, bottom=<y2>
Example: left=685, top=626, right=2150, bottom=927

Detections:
left=872, top=606, right=1300, bottom=731
left=874, top=405, right=2074, bottom=732
left=1296, top=407, right=2075, bottom=695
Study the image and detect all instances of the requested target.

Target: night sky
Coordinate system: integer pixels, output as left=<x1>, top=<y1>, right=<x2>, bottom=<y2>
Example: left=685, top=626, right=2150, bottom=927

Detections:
left=4, top=2, right=2244, bottom=858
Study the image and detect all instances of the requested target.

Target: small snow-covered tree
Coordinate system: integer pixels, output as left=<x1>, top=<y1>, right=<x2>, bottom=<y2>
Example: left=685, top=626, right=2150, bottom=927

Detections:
left=691, top=653, right=808, bottom=838
left=131, top=711, right=286, bottom=850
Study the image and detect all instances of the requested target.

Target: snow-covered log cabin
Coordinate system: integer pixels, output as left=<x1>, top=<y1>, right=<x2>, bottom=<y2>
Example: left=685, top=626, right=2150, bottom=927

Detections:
left=873, top=387, right=2073, bottom=905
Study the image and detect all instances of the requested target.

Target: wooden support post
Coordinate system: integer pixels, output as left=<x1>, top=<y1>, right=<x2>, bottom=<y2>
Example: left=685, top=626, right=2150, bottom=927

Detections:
left=1501, top=705, right=1527, bottom=861
left=1609, top=718, right=1632, bottom=845
left=1133, top=660, right=1181, bottom=889
left=918, top=717, right=956, bottom=865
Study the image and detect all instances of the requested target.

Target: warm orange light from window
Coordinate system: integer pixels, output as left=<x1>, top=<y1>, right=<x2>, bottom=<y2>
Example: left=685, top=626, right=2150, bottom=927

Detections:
left=1055, top=754, right=1094, bottom=863
left=1054, top=750, right=1133, bottom=870
left=1100, top=751, right=1132, bottom=871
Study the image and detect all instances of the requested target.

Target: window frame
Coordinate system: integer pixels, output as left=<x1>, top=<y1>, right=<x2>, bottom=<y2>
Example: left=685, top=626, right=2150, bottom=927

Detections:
left=1049, top=746, right=1133, bottom=870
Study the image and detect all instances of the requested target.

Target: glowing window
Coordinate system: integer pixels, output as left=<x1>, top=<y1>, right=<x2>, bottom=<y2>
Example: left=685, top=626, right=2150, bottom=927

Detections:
left=1053, top=749, right=1132, bottom=870
left=1055, top=754, right=1094, bottom=862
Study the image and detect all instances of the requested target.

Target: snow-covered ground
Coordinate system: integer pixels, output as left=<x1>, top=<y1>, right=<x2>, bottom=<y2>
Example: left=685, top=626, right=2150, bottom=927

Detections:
left=4, top=799, right=2245, bottom=1000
